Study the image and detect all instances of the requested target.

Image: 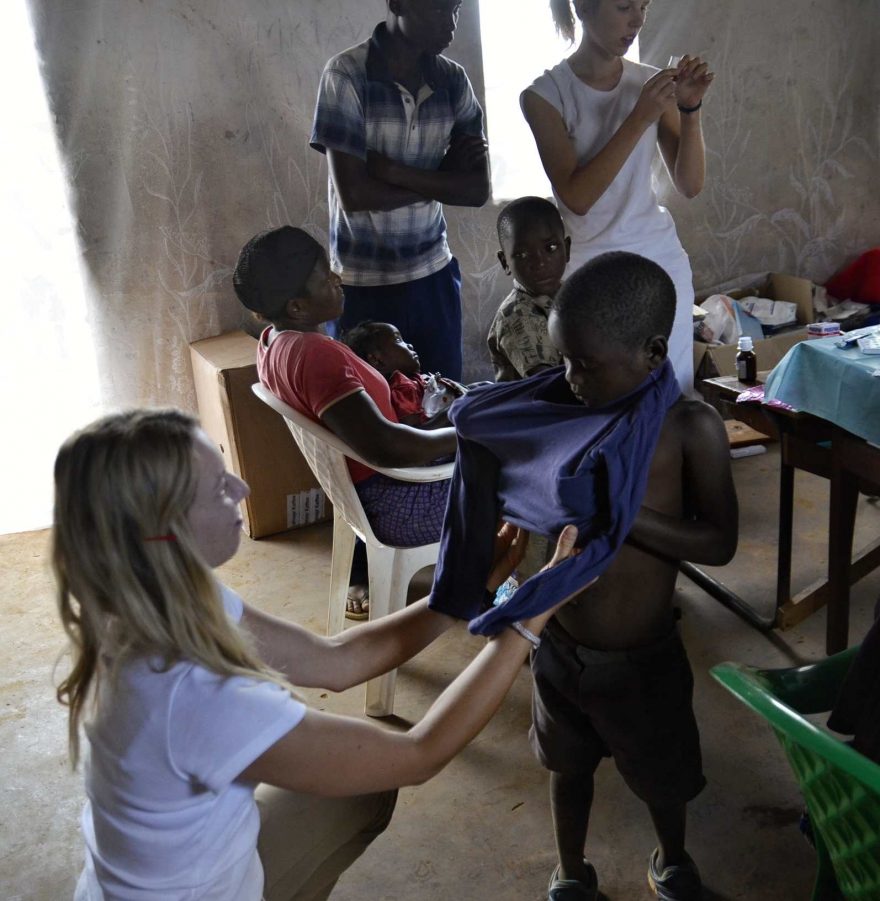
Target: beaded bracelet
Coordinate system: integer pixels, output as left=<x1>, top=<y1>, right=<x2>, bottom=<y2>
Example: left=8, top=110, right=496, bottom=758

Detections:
left=509, top=621, right=542, bottom=649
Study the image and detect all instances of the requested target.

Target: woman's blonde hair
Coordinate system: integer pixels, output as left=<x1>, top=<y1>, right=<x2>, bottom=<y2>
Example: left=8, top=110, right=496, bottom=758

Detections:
left=53, top=408, right=287, bottom=766
left=551, top=0, right=599, bottom=44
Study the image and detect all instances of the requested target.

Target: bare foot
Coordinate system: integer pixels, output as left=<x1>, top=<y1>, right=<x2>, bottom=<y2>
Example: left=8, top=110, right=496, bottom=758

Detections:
left=345, top=585, right=369, bottom=620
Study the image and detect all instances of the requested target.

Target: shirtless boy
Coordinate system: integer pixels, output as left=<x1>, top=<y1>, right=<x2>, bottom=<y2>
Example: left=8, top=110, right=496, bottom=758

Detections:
left=536, top=251, right=738, bottom=901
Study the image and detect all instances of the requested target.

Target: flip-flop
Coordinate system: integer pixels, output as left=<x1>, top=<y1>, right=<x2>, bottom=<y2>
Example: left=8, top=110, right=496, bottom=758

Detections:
left=345, top=586, right=369, bottom=621
left=548, top=862, right=598, bottom=901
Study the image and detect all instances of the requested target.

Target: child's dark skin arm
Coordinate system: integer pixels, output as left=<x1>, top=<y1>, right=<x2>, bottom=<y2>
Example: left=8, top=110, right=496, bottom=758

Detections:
left=435, top=375, right=467, bottom=396
left=321, top=390, right=456, bottom=467
left=626, top=402, right=738, bottom=566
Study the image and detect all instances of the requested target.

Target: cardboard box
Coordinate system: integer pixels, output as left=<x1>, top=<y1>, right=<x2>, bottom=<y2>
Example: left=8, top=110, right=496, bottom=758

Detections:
left=190, top=331, right=330, bottom=538
left=694, top=272, right=816, bottom=383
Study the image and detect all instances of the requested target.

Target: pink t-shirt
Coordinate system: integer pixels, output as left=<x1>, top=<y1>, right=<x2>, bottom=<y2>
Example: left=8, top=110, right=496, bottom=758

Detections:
left=257, top=328, right=398, bottom=483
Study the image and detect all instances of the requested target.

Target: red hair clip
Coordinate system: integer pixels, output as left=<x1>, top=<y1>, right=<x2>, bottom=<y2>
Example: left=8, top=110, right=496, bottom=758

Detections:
left=144, top=534, right=176, bottom=542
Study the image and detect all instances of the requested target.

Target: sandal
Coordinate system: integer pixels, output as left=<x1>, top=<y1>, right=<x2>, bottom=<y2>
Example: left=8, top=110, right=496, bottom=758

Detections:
left=345, top=585, right=369, bottom=621
left=548, top=861, right=598, bottom=901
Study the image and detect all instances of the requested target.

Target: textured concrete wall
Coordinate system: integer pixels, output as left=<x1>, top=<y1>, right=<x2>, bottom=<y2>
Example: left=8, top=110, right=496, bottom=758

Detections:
left=28, top=0, right=880, bottom=398
left=640, top=0, right=880, bottom=291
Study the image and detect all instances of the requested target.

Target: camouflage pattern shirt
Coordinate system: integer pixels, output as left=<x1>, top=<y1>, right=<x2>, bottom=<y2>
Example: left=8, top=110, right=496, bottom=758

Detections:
left=486, top=284, right=561, bottom=381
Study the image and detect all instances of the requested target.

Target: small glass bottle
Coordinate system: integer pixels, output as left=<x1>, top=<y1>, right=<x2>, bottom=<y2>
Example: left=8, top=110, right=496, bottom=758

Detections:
left=493, top=570, right=519, bottom=607
left=736, top=336, right=757, bottom=384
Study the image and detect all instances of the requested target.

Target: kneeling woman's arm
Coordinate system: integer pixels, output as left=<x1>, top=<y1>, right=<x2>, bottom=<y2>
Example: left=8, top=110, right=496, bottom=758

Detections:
left=239, top=527, right=582, bottom=797
left=240, top=596, right=559, bottom=796
left=242, top=523, right=528, bottom=693
left=242, top=598, right=456, bottom=693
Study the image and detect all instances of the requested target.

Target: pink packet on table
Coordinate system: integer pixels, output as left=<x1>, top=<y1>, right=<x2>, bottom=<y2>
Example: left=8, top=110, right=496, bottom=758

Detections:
left=735, top=384, right=796, bottom=412
left=735, top=385, right=765, bottom=404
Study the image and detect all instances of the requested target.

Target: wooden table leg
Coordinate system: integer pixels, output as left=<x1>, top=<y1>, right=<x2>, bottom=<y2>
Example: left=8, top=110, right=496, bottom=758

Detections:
left=827, top=447, right=859, bottom=654
left=776, top=453, right=795, bottom=611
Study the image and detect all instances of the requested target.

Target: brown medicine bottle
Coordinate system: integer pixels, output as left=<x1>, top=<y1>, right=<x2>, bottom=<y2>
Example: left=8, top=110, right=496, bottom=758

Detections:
left=736, top=336, right=757, bottom=383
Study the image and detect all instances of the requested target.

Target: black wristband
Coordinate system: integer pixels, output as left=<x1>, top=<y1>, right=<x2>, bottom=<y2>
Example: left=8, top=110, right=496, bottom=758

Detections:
left=677, top=100, right=702, bottom=114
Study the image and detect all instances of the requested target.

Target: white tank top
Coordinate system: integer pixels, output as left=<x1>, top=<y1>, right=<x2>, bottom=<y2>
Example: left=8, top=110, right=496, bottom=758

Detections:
left=523, top=58, right=685, bottom=271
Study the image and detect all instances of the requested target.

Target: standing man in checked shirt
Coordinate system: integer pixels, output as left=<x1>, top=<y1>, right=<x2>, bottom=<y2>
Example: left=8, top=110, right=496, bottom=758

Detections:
left=310, top=0, right=490, bottom=381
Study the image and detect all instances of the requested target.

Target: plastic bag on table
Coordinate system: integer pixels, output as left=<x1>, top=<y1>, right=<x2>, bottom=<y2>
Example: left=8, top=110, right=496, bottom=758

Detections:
left=699, top=294, right=740, bottom=345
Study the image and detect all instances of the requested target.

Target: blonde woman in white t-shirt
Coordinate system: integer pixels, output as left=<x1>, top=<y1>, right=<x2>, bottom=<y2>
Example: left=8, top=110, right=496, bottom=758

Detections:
left=53, top=408, right=581, bottom=901
left=521, top=0, right=714, bottom=396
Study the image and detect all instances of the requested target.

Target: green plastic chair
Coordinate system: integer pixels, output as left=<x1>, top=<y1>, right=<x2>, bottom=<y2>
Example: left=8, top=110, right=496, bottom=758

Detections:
left=711, top=648, right=880, bottom=901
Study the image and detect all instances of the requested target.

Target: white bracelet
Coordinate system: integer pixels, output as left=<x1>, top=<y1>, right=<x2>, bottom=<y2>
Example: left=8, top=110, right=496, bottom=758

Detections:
left=509, top=621, right=541, bottom=649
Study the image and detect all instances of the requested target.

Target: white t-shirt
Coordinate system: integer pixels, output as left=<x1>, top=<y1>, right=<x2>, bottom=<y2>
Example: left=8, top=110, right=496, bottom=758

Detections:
left=74, top=584, right=306, bottom=901
left=524, top=58, right=685, bottom=271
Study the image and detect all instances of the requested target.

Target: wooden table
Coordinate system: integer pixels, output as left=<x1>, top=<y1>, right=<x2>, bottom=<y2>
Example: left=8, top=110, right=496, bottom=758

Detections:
left=693, top=374, right=880, bottom=653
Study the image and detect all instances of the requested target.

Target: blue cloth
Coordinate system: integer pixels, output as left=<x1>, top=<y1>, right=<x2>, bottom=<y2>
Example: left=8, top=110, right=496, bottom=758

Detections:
left=310, top=23, right=484, bottom=287
left=427, top=361, right=681, bottom=635
left=763, top=336, right=880, bottom=444
left=333, top=258, right=463, bottom=379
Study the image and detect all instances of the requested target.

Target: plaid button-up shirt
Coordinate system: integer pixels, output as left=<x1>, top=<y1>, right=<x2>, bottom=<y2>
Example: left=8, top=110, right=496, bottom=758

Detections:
left=310, top=23, right=485, bottom=287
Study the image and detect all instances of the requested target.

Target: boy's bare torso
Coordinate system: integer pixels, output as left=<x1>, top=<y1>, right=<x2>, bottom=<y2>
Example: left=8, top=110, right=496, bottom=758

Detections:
left=554, top=397, right=696, bottom=651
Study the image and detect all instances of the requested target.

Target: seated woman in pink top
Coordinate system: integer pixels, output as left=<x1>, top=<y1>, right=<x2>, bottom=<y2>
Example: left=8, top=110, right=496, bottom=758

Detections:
left=233, top=226, right=456, bottom=619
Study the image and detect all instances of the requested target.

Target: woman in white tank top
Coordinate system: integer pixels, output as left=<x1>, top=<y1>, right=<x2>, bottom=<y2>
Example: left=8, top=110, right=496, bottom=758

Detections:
left=521, top=0, right=714, bottom=395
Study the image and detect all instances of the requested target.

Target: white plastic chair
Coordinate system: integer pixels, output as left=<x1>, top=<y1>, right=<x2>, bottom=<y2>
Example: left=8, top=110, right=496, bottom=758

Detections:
left=251, top=382, right=454, bottom=717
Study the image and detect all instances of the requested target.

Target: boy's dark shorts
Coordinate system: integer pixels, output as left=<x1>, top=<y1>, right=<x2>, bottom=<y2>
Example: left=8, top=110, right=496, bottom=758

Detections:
left=530, top=620, right=706, bottom=807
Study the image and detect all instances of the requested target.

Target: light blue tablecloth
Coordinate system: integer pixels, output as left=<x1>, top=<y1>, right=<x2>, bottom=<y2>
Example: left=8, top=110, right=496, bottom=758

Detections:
left=764, top=336, right=880, bottom=444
